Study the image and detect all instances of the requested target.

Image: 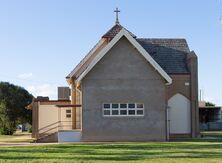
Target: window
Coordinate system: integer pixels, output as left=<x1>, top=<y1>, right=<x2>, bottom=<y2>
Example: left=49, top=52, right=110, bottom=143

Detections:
left=128, top=110, right=135, bottom=115
left=120, top=104, right=127, bottom=108
left=104, top=110, right=110, bottom=115
left=120, top=110, right=127, bottom=115
left=66, top=110, right=71, bottom=114
left=128, top=104, right=135, bottom=108
left=66, top=109, right=71, bottom=118
left=103, top=103, right=144, bottom=117
left=104, top=104, right=110, bottom=108
left=66, top=114, right=71, bottom=118
left=112, top=104, right=119, bottom=108
left=137, top=103, right=144, bottom=108
left=137, top=109, right=144, bottom=115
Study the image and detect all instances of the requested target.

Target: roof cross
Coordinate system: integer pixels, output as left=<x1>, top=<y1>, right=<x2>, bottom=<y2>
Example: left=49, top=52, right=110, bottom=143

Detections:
left=114, top=7, right=120, bottom=25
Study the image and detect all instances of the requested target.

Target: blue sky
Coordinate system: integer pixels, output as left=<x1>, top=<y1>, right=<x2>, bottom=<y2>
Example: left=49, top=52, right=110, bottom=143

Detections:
left=0, top=0, right=222, bottom=105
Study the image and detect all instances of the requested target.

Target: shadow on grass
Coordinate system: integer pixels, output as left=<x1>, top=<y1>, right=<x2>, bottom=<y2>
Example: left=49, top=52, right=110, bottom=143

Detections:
left=1, top=140, right=222, bottom=161
left=1, top=150, right=222, bottom=161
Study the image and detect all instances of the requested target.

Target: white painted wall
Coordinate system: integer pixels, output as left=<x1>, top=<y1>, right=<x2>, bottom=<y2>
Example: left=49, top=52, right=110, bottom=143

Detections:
left=168, top=93, right=191, bottom=134
left=58, top=131, right=81, bottom=142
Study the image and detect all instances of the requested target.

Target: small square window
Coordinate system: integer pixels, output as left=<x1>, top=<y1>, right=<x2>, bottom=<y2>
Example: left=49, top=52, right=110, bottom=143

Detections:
left=66, top=114, right=71, bottom=118
left=128, top=110, right=135, bottom=115
left=128, top=104, right=135, bottom=108
left=66, top=110, right=71, bottom=114
left=104, top=110, right=110, bottom=115
left=112, top=110, right=119, bottom=115
left=137, top=110, right=144, bottom=115
left=112, top=104, right=119, bottom=109
left=104, top=104, right=110, bottom=108
left=137, top=104, right=144, bottom=108
left=120, top=110, right=127, bottom=115
left=120, top=104, right=127, bottom=108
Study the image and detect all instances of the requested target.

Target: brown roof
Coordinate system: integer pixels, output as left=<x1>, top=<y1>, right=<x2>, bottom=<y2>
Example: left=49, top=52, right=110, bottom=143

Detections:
left=66, top=24, right=192, bottom=80
left=102, top=24, right=136, bottom=39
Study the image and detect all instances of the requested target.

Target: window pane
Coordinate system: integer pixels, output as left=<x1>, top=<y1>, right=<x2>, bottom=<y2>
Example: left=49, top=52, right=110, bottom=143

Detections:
left=66, top=114, right=71, bottom=118
left=128, top=104, right=135, bottom=108
left=137, top=104, right=144, bottom=108
left=128, top=110, right=135, bottom=115
left=120, top=104, right=127, bottom=108
left=137, top=110, right=144, bottom=115
left=112, top=110, right=119, bottom=115
left=66, top=110, right=71, bottom=113
left=120, top=110, right=127, bottom=115
left=112, top=104, right=119, bottom=109
left=104, top=110, right=110, bottom=115
left=104, top=104, right=110, bottom=108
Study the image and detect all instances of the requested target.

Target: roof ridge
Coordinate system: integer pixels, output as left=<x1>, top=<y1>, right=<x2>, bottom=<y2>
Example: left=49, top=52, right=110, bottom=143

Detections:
left=102, top=24, right=136, bottom=39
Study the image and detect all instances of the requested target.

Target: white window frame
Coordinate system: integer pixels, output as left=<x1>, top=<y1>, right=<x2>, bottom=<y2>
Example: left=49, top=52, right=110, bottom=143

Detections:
left=103, top=103, right=144, bottom=117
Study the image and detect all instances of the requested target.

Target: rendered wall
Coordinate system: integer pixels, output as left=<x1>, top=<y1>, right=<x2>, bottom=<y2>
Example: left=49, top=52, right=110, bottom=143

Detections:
left=38, top=104, right=72, bottom=134
left=81, top=37, right=166, bottom=141
left=38, top=105, right=59, bottom=134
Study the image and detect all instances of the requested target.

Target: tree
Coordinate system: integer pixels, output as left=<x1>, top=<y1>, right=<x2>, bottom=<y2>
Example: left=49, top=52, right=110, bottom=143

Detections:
left=0, top=82, right=33, bottom=135
left=205, top=101, right=215, bottom=107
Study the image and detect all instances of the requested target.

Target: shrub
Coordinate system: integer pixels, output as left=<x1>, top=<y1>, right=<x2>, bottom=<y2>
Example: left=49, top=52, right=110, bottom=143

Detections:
left=0, top=123, right=15, bottom=135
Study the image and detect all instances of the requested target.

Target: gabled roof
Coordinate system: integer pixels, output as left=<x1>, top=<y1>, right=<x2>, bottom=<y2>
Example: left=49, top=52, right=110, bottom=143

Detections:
left=67, top=24, right=192, bottom=84
left=66, top=24, right=136, bottom=81
left=66, top=38, right=106, bottom=80
left=102, top=24, right=136, bottom=39
left=137, top=39, right=190, bottom=74
left=75, top=28, right=172, bottom=85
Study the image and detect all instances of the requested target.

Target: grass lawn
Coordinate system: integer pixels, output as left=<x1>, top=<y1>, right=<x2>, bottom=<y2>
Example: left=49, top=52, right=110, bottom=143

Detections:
left=0, top=139, right=222, bottom=162
left=0, top=132, right=222, bottom=162
left=201, top=131, right=222, bottom=138
left=0, top=132, right=33, bottom=143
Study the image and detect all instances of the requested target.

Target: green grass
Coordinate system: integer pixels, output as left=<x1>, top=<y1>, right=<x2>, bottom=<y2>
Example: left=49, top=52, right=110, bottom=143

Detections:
left=1, top=140, right=222, bottom=162
left=201, top=131, right=222, bottom=138
left=0, top=132, right=222, bottom=162
left=0, top=132, right=33, bottom=143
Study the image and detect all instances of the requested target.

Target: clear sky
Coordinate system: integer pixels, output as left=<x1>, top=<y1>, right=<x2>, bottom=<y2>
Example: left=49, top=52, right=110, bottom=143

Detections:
left=0, top=0, right=222, bottom=105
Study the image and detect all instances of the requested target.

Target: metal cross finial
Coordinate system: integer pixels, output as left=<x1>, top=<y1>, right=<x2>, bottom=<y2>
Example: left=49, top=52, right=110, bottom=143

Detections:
left=114, top=7, right=120, bottom=25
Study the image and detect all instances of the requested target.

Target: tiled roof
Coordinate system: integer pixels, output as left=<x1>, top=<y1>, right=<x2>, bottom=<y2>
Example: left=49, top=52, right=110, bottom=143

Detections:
left=102, top=24, right=136, bottom=38
left=67, top=26, right=191, bottom=80
left=137, top=38, right=190, bottom=74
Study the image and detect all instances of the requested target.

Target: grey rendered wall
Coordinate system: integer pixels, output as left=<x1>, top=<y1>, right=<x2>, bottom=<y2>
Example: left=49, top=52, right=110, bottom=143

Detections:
left=81, top=37, right=166, bottom=141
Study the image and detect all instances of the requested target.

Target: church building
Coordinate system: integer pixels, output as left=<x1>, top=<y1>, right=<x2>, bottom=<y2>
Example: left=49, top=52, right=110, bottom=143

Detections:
left=30, top=9, right=199, bottom=142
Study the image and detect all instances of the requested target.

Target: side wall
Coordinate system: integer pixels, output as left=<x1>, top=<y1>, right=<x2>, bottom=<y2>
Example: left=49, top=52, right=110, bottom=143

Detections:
left=36, top=101, right=72, bottom=137
left=187, top=52, right=199, bottom=137
left=81, top=37, right=167, bottom=141
left=32, top=102, right=39, bottom=138
left=166, top=51, right=199, bottom=138
left=38, top=105, right=59, bottom=134
left=166, top=75, right=192, bottom=138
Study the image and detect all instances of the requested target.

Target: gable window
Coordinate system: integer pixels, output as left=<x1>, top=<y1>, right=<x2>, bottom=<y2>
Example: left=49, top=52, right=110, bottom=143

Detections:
left=103, top=103, right=144, bottom=117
